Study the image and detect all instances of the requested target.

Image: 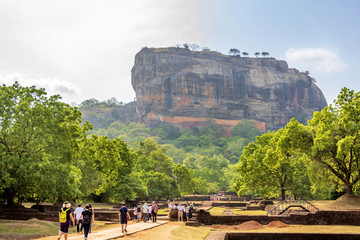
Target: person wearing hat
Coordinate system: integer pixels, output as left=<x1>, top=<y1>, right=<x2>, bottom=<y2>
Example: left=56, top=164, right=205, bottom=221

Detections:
left=142, top=202, right=149, bottom=222
left=119, top=203, right=130, bottom=233
left=58, top=201, right=75, bottom=240
left=151, top=201, right=159, bottom=222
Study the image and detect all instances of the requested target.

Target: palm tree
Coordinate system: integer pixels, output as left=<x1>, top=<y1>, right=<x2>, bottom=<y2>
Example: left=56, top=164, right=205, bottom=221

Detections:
left=254, top=52, right=260, bottom=58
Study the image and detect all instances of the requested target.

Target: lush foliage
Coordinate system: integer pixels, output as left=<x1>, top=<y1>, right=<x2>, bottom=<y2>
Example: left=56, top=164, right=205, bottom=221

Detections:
left=235, top=87, right=360, bottom=199
left=0, top=83, right=90, bottom=205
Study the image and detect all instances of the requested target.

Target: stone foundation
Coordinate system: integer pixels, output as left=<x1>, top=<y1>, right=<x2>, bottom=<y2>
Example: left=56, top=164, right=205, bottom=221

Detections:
left=198, top=210, right=360, bottom=225
left=206, top=232, right=360, bottom=240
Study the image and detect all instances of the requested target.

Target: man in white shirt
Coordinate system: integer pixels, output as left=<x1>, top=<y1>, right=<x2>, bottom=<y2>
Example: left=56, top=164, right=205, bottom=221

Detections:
left=142, top=202, right=149, bottom=223
left=177, top=203, right=184, bottom=222
left=73, top=204, right=85, bottom=233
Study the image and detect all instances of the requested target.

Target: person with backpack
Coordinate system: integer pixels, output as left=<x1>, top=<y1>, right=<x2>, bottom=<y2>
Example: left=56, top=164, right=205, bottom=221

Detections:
left=58, top=201, right=75, bottom=240
left=151, top=201, right=158, bottom=222
left=77, top=205, right=93, bottom=240
left=119, top=203, right=130, bottom=233
left=137, top=204, right=142, bottom=222
left=88, top=204, right=95, bottom=233
left=73, top=204, right=84, bottom=234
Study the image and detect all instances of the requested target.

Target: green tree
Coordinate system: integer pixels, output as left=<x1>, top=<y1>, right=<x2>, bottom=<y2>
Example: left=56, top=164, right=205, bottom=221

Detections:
left=229, top=48, right=240, bottom=56
left=242, top=52, right=249, bottom=57
left=76, top=135, right=136, bottom=201
left=135, top=139, right=178, bottom=198
left=285, top=87, right=360, bottom=195
left=0, top=82, right=90, bottom=205
left=173, top=164, right=197, bottom=195
left=235, top=130, right=311, bottom=200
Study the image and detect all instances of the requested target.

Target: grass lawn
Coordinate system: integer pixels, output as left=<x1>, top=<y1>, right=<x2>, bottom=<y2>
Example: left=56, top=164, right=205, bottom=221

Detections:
left=0, top=219, right=61, bottom=240
left=0, top=219, right=123, bottom=240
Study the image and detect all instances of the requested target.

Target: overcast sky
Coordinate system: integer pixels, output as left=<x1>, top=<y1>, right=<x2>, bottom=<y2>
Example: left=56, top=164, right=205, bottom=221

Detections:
left=0, top=0, right=359, bottom=105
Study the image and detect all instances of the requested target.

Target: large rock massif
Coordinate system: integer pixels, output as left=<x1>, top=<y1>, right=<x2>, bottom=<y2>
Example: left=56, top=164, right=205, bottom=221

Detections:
left=131, top=47, right=327, bottom=130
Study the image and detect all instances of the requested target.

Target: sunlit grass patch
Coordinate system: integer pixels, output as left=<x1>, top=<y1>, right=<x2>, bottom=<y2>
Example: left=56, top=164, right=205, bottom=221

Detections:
left=171, top=223, right=211, bottom=240
left=0, top=219, right=62, bottom=238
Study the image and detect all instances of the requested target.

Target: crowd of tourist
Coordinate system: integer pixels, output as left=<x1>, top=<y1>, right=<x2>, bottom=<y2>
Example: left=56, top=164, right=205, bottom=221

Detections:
left=57, top=200, right=196, bottom=240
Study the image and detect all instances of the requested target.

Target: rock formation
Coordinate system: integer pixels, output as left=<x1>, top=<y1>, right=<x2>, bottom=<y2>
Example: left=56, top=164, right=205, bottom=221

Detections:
left=131, top=47, right=327, bottom=130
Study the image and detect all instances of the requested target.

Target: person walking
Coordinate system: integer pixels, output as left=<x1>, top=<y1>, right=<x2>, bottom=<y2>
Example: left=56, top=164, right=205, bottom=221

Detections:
left=88, top=204, right=95, bottom=233
left=151, top=201, right=158, bottom=222
left=177, top=203, right=184, bottom=222
left=58, top=201, right=75, bottom=240
left=185, top=203, right=191, bottom=221
left=142, top=202, right=149, bottom=222
left=133, top=205, right=138, bottom=223
left=167, top=200, right=172, bottom=218
left=119, top=203, right=130, bottom=233
left=148, top=204, right=152, bottom=222
left=73, top=204, right=84, bottom=234
left=137, top=203, right=142, bottom=222
left=77, top=205, right=93, bottom=240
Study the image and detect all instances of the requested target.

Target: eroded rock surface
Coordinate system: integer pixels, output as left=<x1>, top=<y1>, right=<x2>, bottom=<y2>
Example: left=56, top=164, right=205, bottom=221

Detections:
left=131, top=47, right=327, bottom=130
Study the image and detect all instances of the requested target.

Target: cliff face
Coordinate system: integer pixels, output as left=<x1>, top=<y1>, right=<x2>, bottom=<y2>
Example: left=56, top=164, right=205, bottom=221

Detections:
left=131, top=47, right=327, bottom=130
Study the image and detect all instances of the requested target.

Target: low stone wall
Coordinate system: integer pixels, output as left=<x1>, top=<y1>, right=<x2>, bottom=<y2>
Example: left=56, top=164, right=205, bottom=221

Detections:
left=212, top=202, right=248, bottom=208
left=226, top=232, right=360, bottom=240
left=0, top=209, right=58, bottom=221
left=198, top=210, right=360, bottom=226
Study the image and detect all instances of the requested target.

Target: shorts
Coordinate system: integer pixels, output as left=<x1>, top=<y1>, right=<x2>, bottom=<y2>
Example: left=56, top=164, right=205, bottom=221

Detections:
left=134, top=215, right=138, bottom=220
left=60, top=220, right=71, bottom=233
left=120, top=217, right=128, bottom=224
left=186, top=212, right=190, bottom=217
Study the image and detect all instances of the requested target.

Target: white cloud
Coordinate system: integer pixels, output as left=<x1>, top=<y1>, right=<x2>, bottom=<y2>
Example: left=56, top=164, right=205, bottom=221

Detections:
left=285, top=48, right=347, bottom=74
left=0, top=0, right=205, bottom=104
left=0, top=73, right=81, bottom=98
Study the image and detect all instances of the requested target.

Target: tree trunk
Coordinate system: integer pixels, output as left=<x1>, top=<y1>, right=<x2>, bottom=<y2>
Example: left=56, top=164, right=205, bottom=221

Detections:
left=4, top=188, right=15, bottom=207
left=345, top=183, right=353, bottom=195
left=281, top=188, right=286, bottom=201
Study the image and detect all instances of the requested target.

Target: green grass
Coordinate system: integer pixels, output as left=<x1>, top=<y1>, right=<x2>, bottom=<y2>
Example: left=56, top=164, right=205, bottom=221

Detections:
left=0, top=219, right=64, bottom=238
left=171, top=224, right=211, bottom=240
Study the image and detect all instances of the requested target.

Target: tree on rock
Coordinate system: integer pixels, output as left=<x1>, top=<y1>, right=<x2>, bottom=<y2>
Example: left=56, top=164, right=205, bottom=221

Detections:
left=261, top=52, right=270, bottom=57
left=229, top=48, right=240, bottom=56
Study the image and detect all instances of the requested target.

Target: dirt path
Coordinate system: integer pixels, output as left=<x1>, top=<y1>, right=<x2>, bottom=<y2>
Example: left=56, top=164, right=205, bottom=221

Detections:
left=114, top=222, right=182, bottom=239
left=34, top=221, right=169, bottom=240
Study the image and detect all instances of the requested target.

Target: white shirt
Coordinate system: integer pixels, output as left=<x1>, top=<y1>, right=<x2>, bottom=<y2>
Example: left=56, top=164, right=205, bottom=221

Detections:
left=143, top=205, right=149, bottom=213
left=177, top=205, right=184, bottom=211
left=74, top=207, right=84, bottom=220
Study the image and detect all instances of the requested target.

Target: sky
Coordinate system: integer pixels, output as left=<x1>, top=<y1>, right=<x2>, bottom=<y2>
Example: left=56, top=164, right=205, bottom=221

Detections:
left=0, top=0, right=359, bottom=105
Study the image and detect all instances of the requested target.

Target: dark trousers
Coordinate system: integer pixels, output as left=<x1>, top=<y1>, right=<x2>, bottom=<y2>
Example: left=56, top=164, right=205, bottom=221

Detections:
left=152, top=212, right=157, bottom=222
left=76, top=220, right=83, bottom=232
left=84, top=223, right=90, bottom=238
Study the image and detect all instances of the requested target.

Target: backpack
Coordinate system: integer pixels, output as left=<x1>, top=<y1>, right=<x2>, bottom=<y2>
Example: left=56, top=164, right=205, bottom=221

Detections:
left=59, top=208, right=70, bottom=223
left=83, top=212, right=90, bottom=224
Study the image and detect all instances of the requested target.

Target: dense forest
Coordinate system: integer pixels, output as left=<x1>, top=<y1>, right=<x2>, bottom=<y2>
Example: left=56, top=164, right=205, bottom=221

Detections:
left=1, top=83, right=359, bottom=206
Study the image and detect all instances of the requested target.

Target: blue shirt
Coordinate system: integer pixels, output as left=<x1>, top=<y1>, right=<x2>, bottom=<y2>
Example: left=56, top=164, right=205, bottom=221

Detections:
left=119, top=207, right=128, bottom=219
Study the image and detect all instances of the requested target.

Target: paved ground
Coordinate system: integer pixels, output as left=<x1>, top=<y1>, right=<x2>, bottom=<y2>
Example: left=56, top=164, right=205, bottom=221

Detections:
left=68, top=221, right=167, bottom=240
